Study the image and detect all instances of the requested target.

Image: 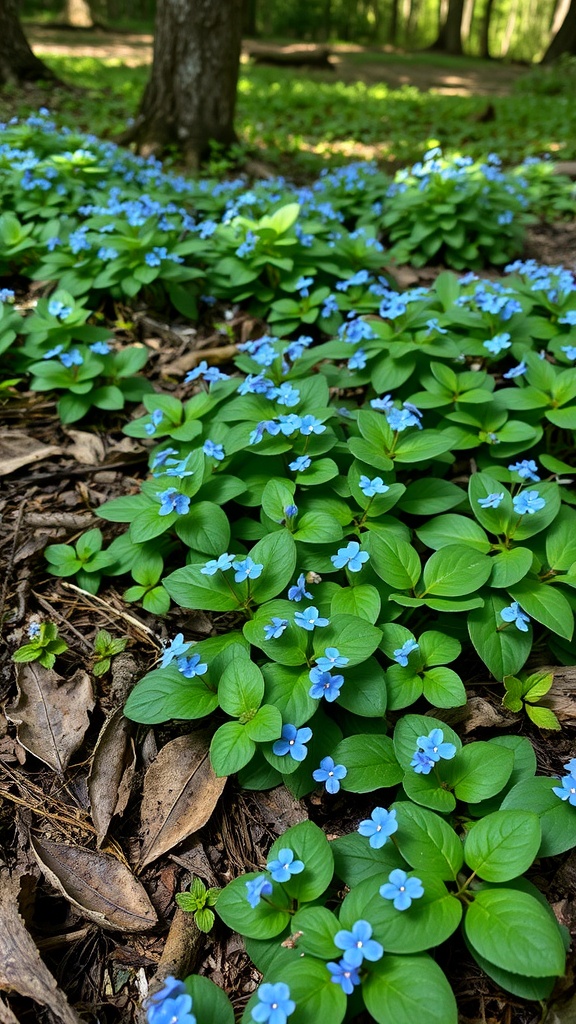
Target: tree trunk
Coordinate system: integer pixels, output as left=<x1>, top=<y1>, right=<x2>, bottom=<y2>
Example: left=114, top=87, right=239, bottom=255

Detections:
left=478, top=0, right=496, bottom=57
left=388, top=0, right=399, bottom=43
left=242, top=0, right=258, bottom=36
left=63, top=0, right=94, bottom=27
left=430, top=0, right=466, bottom=52
left=121, top=0, right=243, bottom=166
left=542, top=0, right=576, bottom=60
left=0, top=0, right=59, bottom=86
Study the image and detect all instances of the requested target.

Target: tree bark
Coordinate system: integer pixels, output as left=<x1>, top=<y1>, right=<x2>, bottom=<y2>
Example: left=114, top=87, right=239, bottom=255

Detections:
left=542, top=0, right=576, bottom=60
left=0, top=0, right=59, bottom=86
left=430, top=0, right=466, bottom=53
left=62, top=0, right=94, bottom=27
left=121, top=0, right=243, bottom=166
left=478, top=0, right=496, bottom=57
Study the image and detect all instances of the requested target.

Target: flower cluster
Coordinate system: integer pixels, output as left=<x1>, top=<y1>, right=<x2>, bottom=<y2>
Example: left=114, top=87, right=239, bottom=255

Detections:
left=410, top=728, right=457, bottom=775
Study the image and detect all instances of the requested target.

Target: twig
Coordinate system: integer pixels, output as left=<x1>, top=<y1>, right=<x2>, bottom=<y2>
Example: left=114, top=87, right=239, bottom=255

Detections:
left=59, top=582, right=159, bottom=641
left=32, top=592, right=93, bottom=652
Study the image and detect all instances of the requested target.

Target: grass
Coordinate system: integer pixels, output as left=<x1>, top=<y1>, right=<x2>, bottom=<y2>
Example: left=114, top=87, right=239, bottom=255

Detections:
left=2, top=48, right=575, bottom=177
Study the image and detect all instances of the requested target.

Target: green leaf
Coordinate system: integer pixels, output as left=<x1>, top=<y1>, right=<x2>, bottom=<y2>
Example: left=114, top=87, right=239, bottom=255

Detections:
left=464, top=810, right=541, bottom=881
left=245, top=704, right=283, bottom=742
left=393, top=714, right=462, bottom=771
left=467, top=593, right=532, bottom=680
left=336, top=658, right=388, bottom=717
left=509, top=579, right=574, bottom=640
left=444, top=742, right=514, bottom=803
left=194, top=908, right=215, bottom=932
left=218, top=657, right=264, bottom=718
left=421, top=667, right=466, bottom=708
left=463, top=935, right=556, bottom=1001
left=393, top=429, right=454, bottom=464
left=501, top=777, right=576, bottom=857
left=333, top=734, right=402, bottom=793
left=261, top=478, right=297, bottom=522
left=416, top=514, right=490, bottom=553
left=124, top=667, right=218, bottom=724
left=464, top=888, right=565, bottom=977
left=525, top=704, right=561, bottom=730
left=216, top=873, right=291, bottom=940
left=312, top=614, right=382, bottom=667
left=129, top=506, right=176, bottom=544
left=363, top=954, right=457, bottom=1024
left=210, top=722, right=255, bottom=776
left=330, top=584, right=381, bottom=623
left=366, top=532, right=421, bottom=590
left=290, top=906, right=339, bottom=959
left=267, top=821, right=334, bottom=902
left=261, top=663, right=317, bottom=726
left=174, top=501, right=231, bottom=555
left=249, top=531, right=298, bottom=603
left=163, top=563, right=243, bottom=612
left=242, top=957, right=346, bottom=1024
left=402, top=769, right=457, bottom=814
left=184, top=976, right=234, bottom=1024
left=331, top=832, right=407, bottom=887
left=421, top=544, right=491, bottom=597
left=243, top=600, right=307, bottom=666
left=398, top=478, right=465, bottom=515
left=393, top=802, right=464, bottom=880
left=489, top=546, right=534, bottom=588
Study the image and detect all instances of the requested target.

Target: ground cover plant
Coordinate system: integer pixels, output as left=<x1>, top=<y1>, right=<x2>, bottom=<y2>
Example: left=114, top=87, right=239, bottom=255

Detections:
left=1, top=110, right=576, bottom=1024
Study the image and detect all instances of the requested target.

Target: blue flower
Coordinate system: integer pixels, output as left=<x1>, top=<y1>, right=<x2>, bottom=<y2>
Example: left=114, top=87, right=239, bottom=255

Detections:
left=410, top=750, right=437, bottom=775
left=425, top=318, right=448, bottom=335
left=157, top=488, right=190, bottom=516
left=60, top=348, right=83, bottom=368
left=266, top=848, right=305, bottom=882
left=477, top=492, right=505, bottom=509
left=185, top=361, right=229, bottom=384
left=203, top=439, right=225, bottom=460
left=308, top=668, right=344, bottom=702
left=296, top=275, right=314, bottom=297
left=287, top=573, right=313, bottom=602
left=264, top=617, right=289, bottom=640
left=331, top=541, right=369, bottom=572
left=416, top=728, right=457, bottom=763
left=289, top=455, right=312, bottom=472
left=90, top=341, right=111, bottom=355
left=561, top=345, right=576, bottom=360
left=232, top=556, right=264, bottom=582
left=371, top=394, right=394, bottom=413
left=0, top=288, right=15, bottom=303
left=386, top=406, right=422, bottom=431
left=284, top=504, right=298, bottom=520
left=552, top=775, right=576, bottom=806
left=151, top=447, right=178, bottom=470
left=503, top=361, right=527, bottom=378
left=334, top=920, right=384, bottom=968
left=145, top=408, right=164, bottom=436
left=246, top=874, right=273, bottom=909
left=313, top=756, right=347, bottom=793
left=483, top=333, right=512, bottom=355
left=272, top=724, right=312, bottom=761
left=251, top=982, right=295, bottom=1024
left=326, top=959, right=361, bottom=994
left=146, top=976, right=196, bottom=1024
left=500, top=601, right=530, bottom=631
left=28, top=621, right=41, bottom=638
left=357, top=807, right=398, bottom=848
left=274, top=383, right=300, bottom=407
left=48, top=298, right=72, bottom=320
left=43, top=344, right=64, bottom=359
left=559, top=313, right=576, bottom=327
left=160, top=633, right=192, bottom=667
left=177, top=653, right=208, bottom=678
left=508, top=459, right=540, bottom=482
left=348, top=349, right=367, bottom=371
left=294, top=606, right=329, bottom=631
left=315, top=647, right=349, bottom=670
left=200, top=552, right=236, bottom=575
left=379, top=869, right=424, bottom=911
left=392, top=638, right=419, bottom=666
left=359, top=475, right=389, bottom=497
left=513, top=490, right=546, bottom=515
left=564, top=758, right=576, bottom=774
left=299, top=415, right=326, bottom=436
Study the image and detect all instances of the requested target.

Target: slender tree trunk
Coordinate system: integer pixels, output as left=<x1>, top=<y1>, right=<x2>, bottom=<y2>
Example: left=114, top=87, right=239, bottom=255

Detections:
left=500, top=0, right=519, bottom=55
left=242, top=0, right=258, bottom=36
left=461, top=0, right=475, bottom=48
left=478, top=0, right=496, bottom=57
left=542, top=0, right=576, bottom=60
left=121, top=0, right=243, bottom=166
left=430, top=0, right=466, bottom=52
left=0, top=0, right=59, bottom=85
left=389, top=0, right=399, bottom=43
left=62, top=0, right=94, bottom=27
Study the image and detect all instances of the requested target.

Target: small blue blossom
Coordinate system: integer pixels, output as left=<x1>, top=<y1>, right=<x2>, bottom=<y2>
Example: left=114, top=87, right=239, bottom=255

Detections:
left=308, top=668, right=344, bottom=702
left=552, top=775, right=576, bottom=806
left=246, top=874, right=273, bottom=909
left=392, top=638, right=419, bottom=666
left=28, top=622, right=41, bottom=638
left=379, top=869, right=424, bottom=911
left=185, top=361, right=230, bottom=384
left=272, top=724, right=313, bottom=761
left=145, top=975, right=196, bottom=1024
left=152, top=448, right=178, bottom=470
left=313, top=756, right=347, bottom=794
left=299, top=415, right=326, bottom=436
left=334, top=920, right=384, bottom=968
left=48, top=298, right=72, bottom=320
left=416, top=728, right=457, bottom=764
left=295, top=275, right=314, bottom=297
left=157, top=488, right=190, bottom=516
left=0, top=288, right=15, bottom=302
left=509, top=459, right=540, bottom=482
left=145, top=408, right=164, bottom=436
left=287, top=573, right=313, bottom=602
left=60, top=349, right=83, bottom=368
left=97, top=246, right=118, bottom=261
left=264, top=618, right=289, bottom=641
left=284, top=504, right=298, bottom=520
left=177, top=653, right=208, bottom=678
left=425, top=318, right=448, bottom=335
left=559, top=312, right=576, bottom=327
left=90, top=341, right=111, bottom=355
left=202, top=439, right=225, bottom=460
left=357, top=807, right=398, bottom=849
left=294, top=606, right=329, bottom=631
left=331, top=541, right=369, bottom=572
left=164, top=456, right=194, bottom=479
left=359, top=475, right=389, bottom=497
left=43, top=344, right=64, bottom=359
left=477, top=492, right=505, bottom=509
left=274, top=382, right=300, bottom=407
left=232, top=556, right=264, bottom=582
left=561, top=345, right=576, bottom=360
left=513, top=490, right=546, bottom=515
left=46, top=237, right=60, bottom=252
left=321, top=293, right=339, bottom=317
left=371, top=393, right=394, bottom=413
left=200, top=552, right=236, bottom=575
left=160, top=633, right=192, bottom=668
left=503, top=361, right=527, bottom=378
left=483, top=332, right=512, bottom=355
left=386, top=406, right=422, bottom=431
left=315, top=647, right=349, bottom=670
left=327, top=960, right=360, bottom=994
left=251, top=982, right=295, bottom=1024
left=411, top=750, right=437, bottom=775
left=563, top=758, right=576, bottom=774
left=266, top=848, right=305, bottom=882
left=500, top=601, right=530, bottom=631
left=289, top=455, right=312, bottom=472
left=348, top=348, right=367, bottom=370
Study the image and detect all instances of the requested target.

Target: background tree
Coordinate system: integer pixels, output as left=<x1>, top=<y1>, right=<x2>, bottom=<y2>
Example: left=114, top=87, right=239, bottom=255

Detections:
left=430, top=0, right=466, bottom=52
left=0, top=0, right=59, bottom=85
left=542, top=0, right=576, bottom=59
left=121, top=0, right=243, bottom=166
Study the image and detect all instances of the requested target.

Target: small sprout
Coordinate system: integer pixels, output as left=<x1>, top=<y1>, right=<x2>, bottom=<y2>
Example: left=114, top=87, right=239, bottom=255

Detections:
left=175, top=876, right=220, bottom=933
left=92, top=630, right=129, bottom=677
left=12, top=622, right=68, bottom=670
left=502, top=671, right=560, bottom=730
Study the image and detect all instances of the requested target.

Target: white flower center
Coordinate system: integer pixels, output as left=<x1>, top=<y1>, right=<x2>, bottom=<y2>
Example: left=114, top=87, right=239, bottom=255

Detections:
left=433, top=746, right=438, bottom=753
left=328, top=771, right=334, bottom=777
left=399, top=886, right=405, bottom=892
left=289, top=739, right=295, bottom=746
left=376, top=824, right=382, bottom=831
left=272, top=1003, right=278, bottom=1010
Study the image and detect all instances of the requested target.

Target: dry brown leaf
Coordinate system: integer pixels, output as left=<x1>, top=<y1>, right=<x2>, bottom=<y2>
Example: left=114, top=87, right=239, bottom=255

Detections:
left=6, top=666, right=94, bottom=774
left=31, top=837, right=157, bottom=933
left=64, top=429, right=106, bottom=465
left=0, top=871, right=82, bottom=1024
left=88, top=708, right=136, bottom=846
left=139, top=732, right=226, bottom=868
left=0, top=431, right=62, bottom=476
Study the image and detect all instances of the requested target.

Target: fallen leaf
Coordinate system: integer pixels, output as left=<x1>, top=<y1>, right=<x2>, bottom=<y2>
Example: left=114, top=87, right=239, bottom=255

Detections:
left=64, top=429, right=106, bottom=465
left=139, top=732, right=226, bottom=868
left=0, top=998, right=20, bottom=1023
left=88, top=708, right=136, bottom=846
left=0, top=871, right=82, bottom=1024
left=0, top=431, right=62, bottom=477
left=6, top=666, right=94, bottom=774
left=31, top=837, right=157, bottom=933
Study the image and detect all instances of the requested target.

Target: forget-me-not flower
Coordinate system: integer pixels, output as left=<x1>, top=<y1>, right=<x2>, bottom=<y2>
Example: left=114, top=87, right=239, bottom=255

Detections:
left=334, top=920, right=383, bottom=968
left=500, top=601, right=530, bottom=631
left=160, top=633, right=192, bottom=668
left=232, top=557, right=264, bottom=582
left=416, top=728, right=457, bottom=764
left=357, top=807, right=398, bottom=848
left=287, top=573, right=313, bottom=602
left=326, top=960, right=361, bottom=994
left=379, top=869, right=424, bottom=911
left=289, top=455, right=311, bottom=472
left=315, top=648, right=349, bottom=670
left=266, top=848, right=305, bottom=883
left=503, top=361, right=527, bottom=378
left=157, top=488, right=190, bottom=516
left=145, top=408, right=164, bottom=436
left=246, top=874, right=273, bottom=909
left=251, top=982, right=295, bottom=1024
left=264, top=618, right=289, bottom=641
left=308, top=668, right=344, bottom=702
left=294, top=606, right=329, bottom=631
left=200, top=552, right=236, bottom=575
left=483, top=332, right=512, bottom=355
left=202, top=439, right=225, bottom=460
left=477, top=492, right=505, bottom=509
left=393, top=638, right=419, bottom=666
left=359, top=475, right=389, bottom=497
left=513, top=490, right=546, bottom=515
left=331, top=541, right=369, bottom=572
left=145, top=975, right=196, bottom=1024
left=177, top=653, right=207, bottom=678
left=272, top=724, right=312, bottom=761
left=313, top=756, right=347, bottom=794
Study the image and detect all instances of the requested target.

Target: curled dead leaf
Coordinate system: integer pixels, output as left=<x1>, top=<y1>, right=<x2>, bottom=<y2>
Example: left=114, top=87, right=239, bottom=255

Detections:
left=31, top=836, right=158, bottom=933
left=139, top=731, right=226, bottom=868
left=88, top=708, right=136, bottom=846
left=0, top=431, right=62, bottom=476
left=6, top=666, right=94, bottom=774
